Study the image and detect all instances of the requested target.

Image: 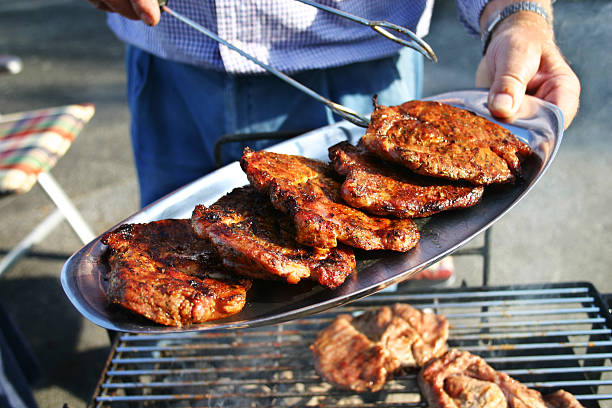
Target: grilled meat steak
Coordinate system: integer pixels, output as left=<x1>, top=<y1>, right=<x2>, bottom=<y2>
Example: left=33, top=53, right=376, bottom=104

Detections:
left=544, top=390, right=585, bottom=408
left=362, top=100, right=532, bottom=185
left=191, top=186, right=355, bottom=289
left=419, top=349, right=585, bottom=408
left=311, top=314, right=391, bottom=392
left=311, top=304, right=448, bottom=392
left=102, top=219, right=250, bottom=327
left=241, top=148, right=420, bottom=251
left=329, top=141, right=484, bottom=218
left=390, top=303, right=449, bottom=365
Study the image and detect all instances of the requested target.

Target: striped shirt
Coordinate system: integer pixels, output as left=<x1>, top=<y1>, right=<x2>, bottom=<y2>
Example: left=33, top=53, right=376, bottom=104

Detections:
left=107, top=0, right=488, bottom=74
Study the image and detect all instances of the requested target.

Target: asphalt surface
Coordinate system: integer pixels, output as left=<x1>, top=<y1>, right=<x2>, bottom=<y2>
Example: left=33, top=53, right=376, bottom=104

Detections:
left=0, top=0, right=609, bottom=407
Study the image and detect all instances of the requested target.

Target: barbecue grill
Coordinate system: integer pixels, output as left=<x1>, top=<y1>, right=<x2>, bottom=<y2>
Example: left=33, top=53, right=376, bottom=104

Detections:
left=89, top=279, right=612, bottom=407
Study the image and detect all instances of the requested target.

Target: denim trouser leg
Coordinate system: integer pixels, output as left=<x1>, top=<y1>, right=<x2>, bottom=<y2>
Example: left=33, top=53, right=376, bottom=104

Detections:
left=126, top=46, right=423, bottom=207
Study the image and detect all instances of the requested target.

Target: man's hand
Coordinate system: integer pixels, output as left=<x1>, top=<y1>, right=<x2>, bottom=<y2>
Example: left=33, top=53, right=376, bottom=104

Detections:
left=87, top=0, right=161, bottom=26
left=475, top=2, right=580, bottom=129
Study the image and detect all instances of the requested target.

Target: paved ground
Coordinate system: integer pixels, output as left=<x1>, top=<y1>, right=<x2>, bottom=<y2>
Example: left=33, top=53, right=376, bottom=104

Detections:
left=0, top=0, right=609, bottom=406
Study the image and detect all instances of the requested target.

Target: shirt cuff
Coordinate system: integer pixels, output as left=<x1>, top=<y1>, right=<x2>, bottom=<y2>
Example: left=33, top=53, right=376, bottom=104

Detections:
left=455, top=0, right=491, bottom=37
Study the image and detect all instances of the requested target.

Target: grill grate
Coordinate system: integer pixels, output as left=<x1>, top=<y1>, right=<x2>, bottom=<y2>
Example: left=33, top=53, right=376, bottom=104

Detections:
left=90, top=282, right=612, bottom=407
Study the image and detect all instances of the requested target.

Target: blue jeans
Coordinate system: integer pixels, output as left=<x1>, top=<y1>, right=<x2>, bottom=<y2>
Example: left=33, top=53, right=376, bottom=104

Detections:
left=126, top=45, right=423, bottom=206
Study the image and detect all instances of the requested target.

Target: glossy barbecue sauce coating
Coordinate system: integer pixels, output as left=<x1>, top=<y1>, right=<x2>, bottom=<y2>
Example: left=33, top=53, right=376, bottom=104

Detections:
left=102, top=219, right=250, bottom=327
left=191, top=186, right=355, bottom=289
left=241, top=148, right=420, bottom=251
left=329, top=141, right=484, bottom=218
left=362, top=100, right=532, bottom=185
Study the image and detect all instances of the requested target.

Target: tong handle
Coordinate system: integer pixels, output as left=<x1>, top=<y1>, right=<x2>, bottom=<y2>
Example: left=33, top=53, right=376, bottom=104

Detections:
left=158, top=2, right=370, bottom=128
left=370, top=21, right=438, bottom=63
left=293, top=0, right=437, bottom=63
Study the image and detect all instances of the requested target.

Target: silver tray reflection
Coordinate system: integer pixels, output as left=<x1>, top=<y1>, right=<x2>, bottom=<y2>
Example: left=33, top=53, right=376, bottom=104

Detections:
left=61, top=90, right=563, bottom=333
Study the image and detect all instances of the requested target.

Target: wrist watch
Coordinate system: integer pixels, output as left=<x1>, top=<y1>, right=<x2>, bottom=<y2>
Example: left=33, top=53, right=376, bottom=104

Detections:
left=481, top=1, right=551, bottom=54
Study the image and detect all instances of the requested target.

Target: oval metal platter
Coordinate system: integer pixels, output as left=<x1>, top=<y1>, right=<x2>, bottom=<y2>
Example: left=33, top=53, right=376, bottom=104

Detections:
left=61, top=90, right=564, bottom=333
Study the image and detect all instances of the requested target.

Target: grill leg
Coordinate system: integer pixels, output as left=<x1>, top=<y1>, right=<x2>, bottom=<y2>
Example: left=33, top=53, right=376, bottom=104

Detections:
left=482, top=228, right=492, bottom=286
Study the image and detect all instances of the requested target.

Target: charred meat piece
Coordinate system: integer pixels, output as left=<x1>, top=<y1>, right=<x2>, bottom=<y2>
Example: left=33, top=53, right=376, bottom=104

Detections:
left=351, top=304, right=448, bottom=369
left=391, top=303, right=449, bottom=365
left=419, top=349, right=585, bottom=408
left=311, top=314, right=391, bottom=392
left=311, top=304, right=448, bottom=392
left=544, top=390, right=585, bottom=408
left=329, top=141, right=484, bottom=218
left=102, top=219, right=250, bottom=327
left=443, top=375, right=507, bottom=408
left=191, top=186, right=355, bottom=289
left=362, top=100, right=532, bottom=185
left=241, top=148, right=420, bottom=251
left=351, top=307, right=421, bottom=372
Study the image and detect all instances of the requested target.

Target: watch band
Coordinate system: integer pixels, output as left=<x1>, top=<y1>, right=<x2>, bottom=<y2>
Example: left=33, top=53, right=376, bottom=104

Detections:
left=481, top=1, right=551, bottom=54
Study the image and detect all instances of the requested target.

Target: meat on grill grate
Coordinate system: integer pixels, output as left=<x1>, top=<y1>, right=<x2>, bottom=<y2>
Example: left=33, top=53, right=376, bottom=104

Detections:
left=361, top=100, right=532, bottom=185
left=329, top=141, right=484, bottom=218
left=545, top=390, right=586, bottom=408
left=419, top=349, right=585, bottom=408
left=311, top=304, right=449, bottom=392
left=102, top=219, right=250, bottom=327
left=191, top=186, right=355, bottom=289
left=311, top=314, right=391, bottom=392
left=241, top=148, right=420, bottom=251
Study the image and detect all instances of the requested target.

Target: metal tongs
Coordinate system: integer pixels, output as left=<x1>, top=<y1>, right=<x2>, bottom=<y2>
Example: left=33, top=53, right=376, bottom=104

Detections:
left=158, top=0, right=437, bottom=128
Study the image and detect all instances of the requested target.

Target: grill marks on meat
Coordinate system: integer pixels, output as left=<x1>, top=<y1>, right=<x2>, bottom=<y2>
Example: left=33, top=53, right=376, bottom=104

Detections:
left=311, top=304, right=449, bottom=392
left=544, top=390, right=585, bottom=408
left=362, top=100, right=532, bottom=185
left=444, top=375, right=507, bottom=408
left=391, top=303, right=450, bottom=365
left=311, top=314, right=391, bottom=392
left=329, top=141, right=484, bottom=218
left=191, top=186, right=355, bottom=289
left=102, top=220, right=250, bottom=327
left=419, top=349, right=585, bottom=408
left=241, top=148, right=420, bottom=251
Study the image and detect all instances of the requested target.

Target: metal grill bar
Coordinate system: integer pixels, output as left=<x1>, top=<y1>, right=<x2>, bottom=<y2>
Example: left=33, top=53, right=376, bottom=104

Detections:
left=92, top=282, right=612, bottom=408
left=101, top=377, right=326, bottom=388
left=526, top=380, right=612, bottom=388
left=505, top=367, right=612, bottom=376
left=444, top=307, right=601, bottom=318
left=450, top=317, right=607, bottom=330
left=118, top=316, right=608, bottom=341
left=486, top=353, right=612, bottom=363
left=462, top=340, right=612, bottom=352
left=107, top=357, right=612, bottom=377
left=397, top=297, right=597, bottom=309
left=96, top=393, right=428, bottom=408
left=451, top=329, right=611, bottom=340
left=361, top=287, right=591, bottom=301
left=113, top=332, right=612, bottom=354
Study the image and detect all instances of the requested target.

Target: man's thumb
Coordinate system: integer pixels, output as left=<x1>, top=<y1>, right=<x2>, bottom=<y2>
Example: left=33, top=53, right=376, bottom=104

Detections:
left=485, top=39, right=538, bottom=120
left=488, top=68, right=528, bottom=119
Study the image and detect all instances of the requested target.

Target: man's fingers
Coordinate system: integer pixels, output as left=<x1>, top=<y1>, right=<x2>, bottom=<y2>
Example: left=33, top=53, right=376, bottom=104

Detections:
left=89, top=0, right=161, bottom=25
left=130, top=0, right=161, bottom=25
left=535, top=75, right=581, bottom=130
left=97, top=0, right=139, bottom=20
left=475, top=58, right=492, bottom=88
left=88, top=0, right=114, bottom=12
